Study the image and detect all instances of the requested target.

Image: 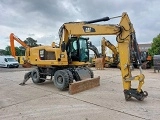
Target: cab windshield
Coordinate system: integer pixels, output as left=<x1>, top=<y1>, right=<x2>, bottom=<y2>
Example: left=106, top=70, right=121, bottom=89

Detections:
left=67, top=37, right=89, bottom=62
left=79, top=38, right=89, bottom=62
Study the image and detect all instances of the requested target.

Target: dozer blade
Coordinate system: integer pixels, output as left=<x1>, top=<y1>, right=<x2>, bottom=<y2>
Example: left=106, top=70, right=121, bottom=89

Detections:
left=69, top=76, right=100, bottom=95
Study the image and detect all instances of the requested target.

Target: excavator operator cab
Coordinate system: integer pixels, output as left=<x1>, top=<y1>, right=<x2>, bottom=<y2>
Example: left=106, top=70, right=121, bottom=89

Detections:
left=67, top=37, right=89, bottom=62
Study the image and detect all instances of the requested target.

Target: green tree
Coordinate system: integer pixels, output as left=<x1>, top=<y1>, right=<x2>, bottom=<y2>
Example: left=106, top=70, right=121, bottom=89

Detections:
left=0, top=49, right=6, bottom=55
left=19, top=46, right=25, bottom=56
left=3, top=46, right=23, bottom=56
left=4, top=46, right=11, bottom=55
left=15, top=47, right=22, bottom=56
left=2, top=37, right=41, bottom=56
left=19, top=37, right=41, bottom=55
left=148, top=34, right=160, bottom=56
left=24, top=37, right=39, bottom=47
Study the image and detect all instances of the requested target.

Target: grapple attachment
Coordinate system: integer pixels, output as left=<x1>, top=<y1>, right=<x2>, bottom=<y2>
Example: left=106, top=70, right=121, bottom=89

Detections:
left=69, top=76, right=100, bottom=94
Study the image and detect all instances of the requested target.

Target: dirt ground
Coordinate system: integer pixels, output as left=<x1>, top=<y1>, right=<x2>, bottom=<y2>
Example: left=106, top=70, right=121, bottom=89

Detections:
left=0, top=67, right=160, bottom=120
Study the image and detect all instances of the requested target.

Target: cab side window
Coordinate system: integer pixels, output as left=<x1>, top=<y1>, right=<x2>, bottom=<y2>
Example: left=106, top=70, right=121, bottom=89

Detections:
left=4, top=58, right=8, bottom=62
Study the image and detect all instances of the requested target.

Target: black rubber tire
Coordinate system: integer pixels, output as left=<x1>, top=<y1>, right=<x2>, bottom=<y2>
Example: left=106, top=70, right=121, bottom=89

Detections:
left=64, top=69, right=74, bottom=83
left=85, top=67, right=94, bottom=78
left=53, top=70, right=69, bottom=91
left=31, top=69, right=45, bottom=84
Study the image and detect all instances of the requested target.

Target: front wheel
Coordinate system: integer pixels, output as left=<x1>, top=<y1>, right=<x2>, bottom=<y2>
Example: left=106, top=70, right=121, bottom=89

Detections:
left=53, top=70, right=69, bottom=91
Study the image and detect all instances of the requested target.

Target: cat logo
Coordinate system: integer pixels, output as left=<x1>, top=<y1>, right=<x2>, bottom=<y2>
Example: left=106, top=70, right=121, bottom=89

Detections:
left=85, top=27, right=91, bottom=32
left=83, top=26, right=96, bottom=33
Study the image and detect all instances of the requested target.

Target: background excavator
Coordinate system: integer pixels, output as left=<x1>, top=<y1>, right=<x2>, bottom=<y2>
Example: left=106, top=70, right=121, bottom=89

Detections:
left=131, top=42, right=152, bottom=69
left=101, top=37, right=119, bottom=68
left=10, top=33, right=32, bottom=68
left=140, top=51, right=152, bottom=69
left=10, top=12, right=148, bottom=101
left=90, top=37, right=119, bottom=68
left=87, top=41, right=103, bottom=67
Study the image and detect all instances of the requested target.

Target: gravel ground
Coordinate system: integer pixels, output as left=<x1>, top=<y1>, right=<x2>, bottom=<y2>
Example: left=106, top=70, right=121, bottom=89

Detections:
left=0, top=67, right=160, bottom=120
left=0, top=65, right=34, bottom=73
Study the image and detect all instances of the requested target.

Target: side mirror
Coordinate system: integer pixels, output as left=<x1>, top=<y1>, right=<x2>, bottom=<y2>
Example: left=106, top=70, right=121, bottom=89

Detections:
left=4, top=58, right=8, bottom=62
left=61, top=41, right=66, bottom=52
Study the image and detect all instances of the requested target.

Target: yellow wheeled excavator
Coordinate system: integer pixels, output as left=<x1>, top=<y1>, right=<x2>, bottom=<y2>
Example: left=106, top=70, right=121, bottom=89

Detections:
left=11, top=12, right=148, bottom=100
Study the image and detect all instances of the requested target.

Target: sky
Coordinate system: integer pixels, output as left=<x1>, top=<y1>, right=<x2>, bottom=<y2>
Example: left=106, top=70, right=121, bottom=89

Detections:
left=0, top=0, right=160, bottom=54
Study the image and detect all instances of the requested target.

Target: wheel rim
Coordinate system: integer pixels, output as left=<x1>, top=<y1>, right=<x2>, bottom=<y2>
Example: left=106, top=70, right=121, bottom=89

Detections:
left=53, top=70, right=70, bottom=90
left=57, top=76, right=63, bottom=85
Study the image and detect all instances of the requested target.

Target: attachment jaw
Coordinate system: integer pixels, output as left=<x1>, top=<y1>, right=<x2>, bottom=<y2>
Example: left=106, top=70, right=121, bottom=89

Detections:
left=124, top=88, right=148, bottom=101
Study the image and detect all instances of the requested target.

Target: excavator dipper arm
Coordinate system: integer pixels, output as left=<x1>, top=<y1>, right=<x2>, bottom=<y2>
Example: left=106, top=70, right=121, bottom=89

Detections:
left=58, top=12, right=148, bottom=101
left=88, top=41, right=101, bottom=58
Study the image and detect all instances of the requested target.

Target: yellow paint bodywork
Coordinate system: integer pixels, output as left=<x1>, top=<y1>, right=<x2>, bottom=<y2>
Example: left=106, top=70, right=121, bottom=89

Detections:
left=27, top=46, right=68, bottom=66
left=15, top=56, right=25, bottom=64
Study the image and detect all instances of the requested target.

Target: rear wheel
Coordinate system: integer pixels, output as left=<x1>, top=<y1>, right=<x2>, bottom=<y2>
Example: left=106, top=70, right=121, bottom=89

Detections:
left=31, top=69, right=45, bottom=84
left=53, top=70, right=69, bottom=90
